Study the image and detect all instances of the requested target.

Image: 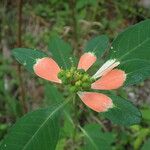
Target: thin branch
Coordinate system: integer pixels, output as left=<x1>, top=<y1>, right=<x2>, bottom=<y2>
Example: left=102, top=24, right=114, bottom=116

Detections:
left=69, top=0, right=79, bottom=56
left=17, top=0, right=27, bottom=113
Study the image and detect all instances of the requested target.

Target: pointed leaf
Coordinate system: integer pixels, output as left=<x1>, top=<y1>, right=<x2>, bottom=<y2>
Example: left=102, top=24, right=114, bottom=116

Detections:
left=84, top=35, right=109, bottom=57
left=0, top=101, right=69, bottom=150
left=48, top=36, right=73, bottom=69
left=110, top=20, right=150, bottom=61
left=141, top=138, right=150, bottom=150
left=44, top=83, right=74, bottom=137
left=80, top=124, right=115, bottom=150
left=44, top=83, right=65, bottom=105
left=118, top=59, right=150, bottom=86
left=12, top=48, right=47, bottom=73
left=102, top=94, right=141, bottom=126
left=141, top=107, right=150, bottom=121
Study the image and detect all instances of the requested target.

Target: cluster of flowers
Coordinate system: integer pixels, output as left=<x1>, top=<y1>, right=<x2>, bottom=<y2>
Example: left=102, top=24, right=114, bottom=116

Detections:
left=34, top=52, right=126, bottom=112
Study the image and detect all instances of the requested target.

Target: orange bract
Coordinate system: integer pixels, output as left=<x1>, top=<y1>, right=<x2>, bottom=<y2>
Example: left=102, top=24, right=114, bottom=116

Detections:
left=33, top=57, right=61, bottom=83
left=78, top=92, right=113, bottom=112
left=78, top=52, right=97, bottom=71
left=91, top=69, right=126, bottom=90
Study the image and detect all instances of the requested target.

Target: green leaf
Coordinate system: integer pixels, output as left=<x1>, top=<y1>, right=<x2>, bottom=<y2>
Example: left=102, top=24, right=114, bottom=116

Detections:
left=62, top=115, right=74, bottom=137
left=80, top=124, right=115, bottom=150
left=141, top=138, right=150, bottom=150
left=0, top=101, right=69, bottom=150
left=55, top=138, right=66, bottom=150
left=12, top=48, right=47, bottom=73
left=118, top=59, right=150, bottom=86
left=141, top=107, right=150, bottom=121
left=48, top=36, right=73, bottom=69
left=76, top=0, right=97, bottom=9
left=84, top=35, right=109, bottom=57
left=133, top=128, right=150, bottom=150
left=110, top=20, right=150, bottom=62
left=44, top=83, right=65, bottom=105
left=102, top=94, right=141, bottom=126
left=44, top=83, right=74, bottom=137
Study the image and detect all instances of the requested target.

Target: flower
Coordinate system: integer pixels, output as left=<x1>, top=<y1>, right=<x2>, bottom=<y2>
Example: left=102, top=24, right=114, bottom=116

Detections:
left=33, top=52, right=126, bottom=112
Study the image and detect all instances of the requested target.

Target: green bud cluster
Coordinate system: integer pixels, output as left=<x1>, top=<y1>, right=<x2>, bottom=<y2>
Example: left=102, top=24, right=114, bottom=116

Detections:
left=58, top=67, right=95, bottom=93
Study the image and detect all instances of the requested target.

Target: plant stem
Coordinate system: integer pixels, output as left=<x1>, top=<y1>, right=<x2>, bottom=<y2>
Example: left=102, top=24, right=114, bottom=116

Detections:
left=17, top=0, right=27, bottom=113
left=72, top=94, right=78, bottom=146
left=69, top=0, right=79, bottom=56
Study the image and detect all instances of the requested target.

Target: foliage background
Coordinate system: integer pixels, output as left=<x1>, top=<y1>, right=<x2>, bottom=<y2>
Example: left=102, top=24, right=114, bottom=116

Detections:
left=0, top=0, right=150, bottom=149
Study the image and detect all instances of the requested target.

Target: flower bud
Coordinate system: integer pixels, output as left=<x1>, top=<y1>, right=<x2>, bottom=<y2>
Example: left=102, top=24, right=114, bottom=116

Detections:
left=66, top=72, right=71, bottom=78
left=70, top=67, right=76, bottom=73
left=69, top=86, right=77, bottom=93
left=82, top=74, right=89, bottom=82
left=58, top=70, right=65, bottom=79
left=82, top=83, right=91, bottom=88
left=75, top=80, right=82, bottom=87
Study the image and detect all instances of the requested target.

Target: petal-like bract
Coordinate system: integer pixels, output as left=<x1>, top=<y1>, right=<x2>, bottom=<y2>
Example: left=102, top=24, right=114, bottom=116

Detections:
left=92, top=59, right=120, bottom=79
left=77, top=92, right=113, bottom=112
left=78, top=52, right=97, bottom=71
left=33, top=57, right=61, bottom=83
left=91, top=69, right=126, bottom=90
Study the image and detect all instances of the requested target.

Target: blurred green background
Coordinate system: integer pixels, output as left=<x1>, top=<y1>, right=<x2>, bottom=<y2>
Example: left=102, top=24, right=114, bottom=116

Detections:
left=0, top=0, right=150, bottom=149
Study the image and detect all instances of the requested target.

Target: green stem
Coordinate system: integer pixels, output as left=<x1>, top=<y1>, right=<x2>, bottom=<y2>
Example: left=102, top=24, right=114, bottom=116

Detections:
left=17, top=0, right=27, bottom=114
left=72, top=94, right=78, bottom=145
left=69, top=0, right=79, bottom=56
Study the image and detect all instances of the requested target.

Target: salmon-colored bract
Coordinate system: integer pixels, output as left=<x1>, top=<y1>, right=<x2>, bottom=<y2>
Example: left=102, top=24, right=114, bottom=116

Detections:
left=33, top=57, right=61, bottom=83
left=91, top=69, right=126, bottom=90
left=78, top=52, right=97, bottom=71
left=78, top=92, right=113, bottom=112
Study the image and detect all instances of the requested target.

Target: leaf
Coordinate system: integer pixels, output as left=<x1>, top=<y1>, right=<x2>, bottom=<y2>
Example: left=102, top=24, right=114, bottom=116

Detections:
left=118, top=59, right=150, bottom=86
left=141, top=107, right=150, bottom=121
left=44, top=83, right=74, bottom=137
left=48, top=36, right=73, bottom=69
left=80, top=124, right=115, bottom=150
left=76, top=0, right=97, bottom=9
left=12, top=48, right=47, bottom=73
left=55, top=139, right=66, bottom=150
left=133, top=128, right=150, bottom=150
left=62, top=115, right=74, bottom=137
left=110, top=20, right=150, bottom=62
left=102, top=94, right=141, bottom=126
left=141, top=138, right=150, bottom=150
left=44, top=83, right=65, bottom=105
left=84, top=35, right=109, bottom=57
left=0, top=101, right=69, bottom=150
left=44, top=83, right=71, bottom=113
